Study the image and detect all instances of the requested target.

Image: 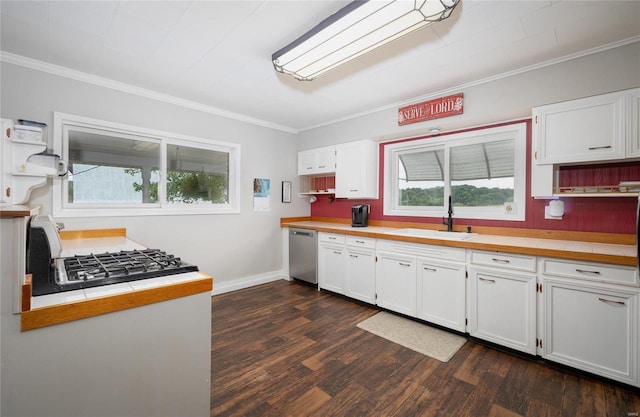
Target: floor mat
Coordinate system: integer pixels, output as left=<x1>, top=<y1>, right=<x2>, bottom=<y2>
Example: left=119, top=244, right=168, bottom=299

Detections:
left=357, top=312, right=466, bottom=362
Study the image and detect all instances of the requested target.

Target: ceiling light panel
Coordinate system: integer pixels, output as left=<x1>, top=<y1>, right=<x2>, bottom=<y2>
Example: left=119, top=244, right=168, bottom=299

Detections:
left=272, top=0, right=460, bottom=81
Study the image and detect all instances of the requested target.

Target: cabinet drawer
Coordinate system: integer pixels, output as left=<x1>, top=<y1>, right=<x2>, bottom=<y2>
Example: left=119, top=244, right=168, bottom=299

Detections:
left=318, top=233, right=345, bottom=244
left=345, top=235, right=375, bottom=249
left=541, top=258, right=638, bottom=286
left=470, top=251, right=536, bottom=273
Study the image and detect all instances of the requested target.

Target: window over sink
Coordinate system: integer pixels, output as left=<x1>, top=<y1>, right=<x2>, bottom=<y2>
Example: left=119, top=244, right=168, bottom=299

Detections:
left=384, top=123, right=526, bottom=221
left=53, top=112, right=240, bottom=217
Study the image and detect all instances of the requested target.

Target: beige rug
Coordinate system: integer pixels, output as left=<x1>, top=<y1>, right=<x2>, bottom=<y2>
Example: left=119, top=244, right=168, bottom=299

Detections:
left=357, top=312, right=466, bottom=362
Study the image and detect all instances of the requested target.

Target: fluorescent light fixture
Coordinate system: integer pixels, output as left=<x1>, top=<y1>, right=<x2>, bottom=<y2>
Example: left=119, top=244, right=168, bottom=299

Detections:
left=272, top=0, right=460, bottom=81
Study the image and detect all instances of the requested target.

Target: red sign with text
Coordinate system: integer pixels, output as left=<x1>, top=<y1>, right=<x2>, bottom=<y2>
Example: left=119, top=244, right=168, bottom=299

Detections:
left=398, top=93, right=464, bottom=126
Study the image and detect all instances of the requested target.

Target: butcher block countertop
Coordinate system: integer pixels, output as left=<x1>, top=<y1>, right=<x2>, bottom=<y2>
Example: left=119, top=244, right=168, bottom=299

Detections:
left=0, top=204, right=39, bottom=218
left=281, top=217, right=637, bottom=267
left=21, top=228, right=213, bottom=331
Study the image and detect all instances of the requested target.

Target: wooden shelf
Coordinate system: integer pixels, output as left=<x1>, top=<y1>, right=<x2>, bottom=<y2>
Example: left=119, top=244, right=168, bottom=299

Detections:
left=553, top=193, right=639, bottom=197
left=554, top=184, right=640, bottom=197
left=299, top=189, right=335, bottom=196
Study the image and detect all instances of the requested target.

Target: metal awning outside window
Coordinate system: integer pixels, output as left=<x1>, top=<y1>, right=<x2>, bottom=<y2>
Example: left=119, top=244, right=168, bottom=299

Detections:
left=399, top=139, right=514, bottom=182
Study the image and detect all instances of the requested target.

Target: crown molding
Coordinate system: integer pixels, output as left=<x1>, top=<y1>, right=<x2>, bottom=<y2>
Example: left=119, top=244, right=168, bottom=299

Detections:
left=2, top=35, right=639, bottom=135
left=299, top=36, right=640, bottom=132
left=0, top=51, right=299, bottom=134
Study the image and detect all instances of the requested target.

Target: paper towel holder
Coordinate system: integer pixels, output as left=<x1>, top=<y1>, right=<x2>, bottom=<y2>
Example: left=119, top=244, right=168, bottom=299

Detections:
left=545, top=199, right=564, bottom=220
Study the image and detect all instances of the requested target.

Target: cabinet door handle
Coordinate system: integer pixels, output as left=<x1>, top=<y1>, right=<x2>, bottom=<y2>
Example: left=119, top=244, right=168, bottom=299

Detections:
left=355, top=240, right=365, bottom=244
left=423, top=267, right=437, bottom=272
left=479, top=277, right=496, bottom=284
left=350, top=189, right=359, bottom=192
left=576, top=269, right=601, bottom=275
left=333, top=251, right=342, bottom=255
left=588, top=145, right=612, bottom=150
left=398, top=262, right=411, bottom=267
left=598, top=297, right=626, bottom=306
left=350, top=254, right=358, bottom=259
left=328, top=236, right=337, bottom=240
left=491, top=258, right=510, bottom=264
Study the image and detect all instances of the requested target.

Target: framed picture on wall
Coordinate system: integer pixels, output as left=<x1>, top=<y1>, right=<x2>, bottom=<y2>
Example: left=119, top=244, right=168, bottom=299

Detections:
left=282, top=181, right=291, bottom=203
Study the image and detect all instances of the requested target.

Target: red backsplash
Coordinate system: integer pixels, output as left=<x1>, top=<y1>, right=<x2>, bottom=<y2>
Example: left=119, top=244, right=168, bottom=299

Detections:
left=310, top=120, right=638, bottom=235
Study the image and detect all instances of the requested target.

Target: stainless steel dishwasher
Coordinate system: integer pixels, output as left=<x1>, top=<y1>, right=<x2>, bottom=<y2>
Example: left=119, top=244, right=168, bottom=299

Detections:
left=289, top=228, right=317, bottom=285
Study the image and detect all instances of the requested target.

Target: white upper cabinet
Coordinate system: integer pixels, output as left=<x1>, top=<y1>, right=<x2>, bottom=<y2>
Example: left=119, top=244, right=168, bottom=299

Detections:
left=534, top=90, right=628, bottom=165
left=335, top=139, right=378, bottom=199
left=297, top=146, right=336, bottom=175
left=531, top=88, right=640, bottom=198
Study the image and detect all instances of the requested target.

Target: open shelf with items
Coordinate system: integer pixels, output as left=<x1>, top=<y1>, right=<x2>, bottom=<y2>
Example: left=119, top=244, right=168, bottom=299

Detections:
left=1, top=118, right=68, bottom=205
left=554, top=185, right=640, bottom=197
left=552, top=162, right=640, bottom=197
left=299, top=175, right=336, bottom=195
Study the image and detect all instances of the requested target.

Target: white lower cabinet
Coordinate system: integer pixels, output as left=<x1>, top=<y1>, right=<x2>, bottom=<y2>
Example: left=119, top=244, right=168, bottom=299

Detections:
left=542, top=278, right=639, bottom=387
left=376, top=239, right=466, bottom=327
left=344, top=236, right=376, bottom=304
left=468, top=251, right=537, bottom=354
left=376, top=251, right=417, bottom=316
left=314, top=232, right=640, bottom=387
left=417, top=258, right=466, bottom=332
left=318, top=233, right=376, bottom=303
left=318, top=233, right=346, bottom=294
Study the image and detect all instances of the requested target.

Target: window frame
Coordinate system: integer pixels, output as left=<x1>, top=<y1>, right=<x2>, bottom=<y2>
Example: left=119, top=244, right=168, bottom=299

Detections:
left=53, top=112, right=241, bottom=217
left=383, top=123, right=526, bottom=221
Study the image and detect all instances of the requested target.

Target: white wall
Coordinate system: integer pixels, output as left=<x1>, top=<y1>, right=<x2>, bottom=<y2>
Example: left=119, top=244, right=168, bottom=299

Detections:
left=0, top=62, right=310, bottom=293
left=3, top=42, right=639, bottom=292
left=297, top=41, right=640, bottom=148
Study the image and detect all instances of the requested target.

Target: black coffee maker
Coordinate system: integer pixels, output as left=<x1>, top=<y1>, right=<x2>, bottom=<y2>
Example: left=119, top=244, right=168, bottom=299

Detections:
left=351, top=204, right=369, bottom=227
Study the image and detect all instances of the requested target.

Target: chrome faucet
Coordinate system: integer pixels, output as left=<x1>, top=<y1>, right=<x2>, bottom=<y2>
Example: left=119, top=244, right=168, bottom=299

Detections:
left=442, top=195, right=453, bottom=232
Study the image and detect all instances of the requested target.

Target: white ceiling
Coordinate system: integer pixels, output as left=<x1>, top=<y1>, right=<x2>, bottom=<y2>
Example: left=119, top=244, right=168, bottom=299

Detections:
left=1, top=1, right=639, bottom=133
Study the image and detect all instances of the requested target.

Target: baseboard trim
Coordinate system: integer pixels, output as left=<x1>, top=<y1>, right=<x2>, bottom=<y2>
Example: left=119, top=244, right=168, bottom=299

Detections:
left=212, top=270, right=289, bottom=296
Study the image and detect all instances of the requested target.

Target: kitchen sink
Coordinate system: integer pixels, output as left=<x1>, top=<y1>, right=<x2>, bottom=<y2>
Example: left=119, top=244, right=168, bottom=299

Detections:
left=383, top=228, right=477, bottom=241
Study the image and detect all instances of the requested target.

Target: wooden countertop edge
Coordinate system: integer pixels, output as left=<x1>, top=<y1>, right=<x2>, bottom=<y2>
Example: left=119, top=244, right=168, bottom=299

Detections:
left=281, top=217, right=637, bottom=267
left=60, top=228, right=127, bottom=240
left=21, top=276, right=213, bottom=332
left=0, top=205, right=40, bottom=218
left=280, top=216, right=635, bottom=245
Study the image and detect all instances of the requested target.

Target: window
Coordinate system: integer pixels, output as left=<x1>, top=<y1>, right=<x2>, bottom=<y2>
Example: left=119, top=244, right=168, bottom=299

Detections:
left=384, top=123, right=526, bottom=221
left=53, top=113, right=240, bottom=217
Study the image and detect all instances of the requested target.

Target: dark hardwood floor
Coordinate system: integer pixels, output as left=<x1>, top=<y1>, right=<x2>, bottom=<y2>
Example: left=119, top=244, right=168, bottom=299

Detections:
left=211, top=280, right=640, bottom=417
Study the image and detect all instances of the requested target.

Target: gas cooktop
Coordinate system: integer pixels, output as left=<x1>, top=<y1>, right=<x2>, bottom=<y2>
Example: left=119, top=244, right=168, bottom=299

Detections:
left=32, top=249, right=199, bottom=296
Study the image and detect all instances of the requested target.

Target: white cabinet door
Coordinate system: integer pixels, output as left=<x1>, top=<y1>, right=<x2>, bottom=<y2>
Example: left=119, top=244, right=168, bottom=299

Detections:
left=318, top=243, right=345, bottom=294
left=376, top=251, right=416, bottom=316
left=628, top=89, right=640, bottom=158
left=345, top=247, right=376, bottom=304
left=417, top=258, right=466, bottom=332
left=542, top=279, right=638, bottom=386
left=469, top=268, right=536, bottom=354
left=534, top=90, right=626, bottom=164
left=297, top=146, right=335, bottom=175
left=297, top=149, right=317, bottom=175
left=316, top=147, right=336, bottom=173
left=335, top=140, right=378, bottom=199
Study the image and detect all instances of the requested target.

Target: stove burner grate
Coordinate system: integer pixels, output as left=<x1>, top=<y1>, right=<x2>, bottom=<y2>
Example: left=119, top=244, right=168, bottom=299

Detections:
left=62, top=249, right=197, bottom=283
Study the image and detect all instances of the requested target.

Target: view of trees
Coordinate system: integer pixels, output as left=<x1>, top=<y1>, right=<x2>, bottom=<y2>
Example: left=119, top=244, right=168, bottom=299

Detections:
left=127, top=168, right=228, bottom=204
left=400, top=184, right=513, bottom=207
left=166, top=170, right=228, bottom=204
